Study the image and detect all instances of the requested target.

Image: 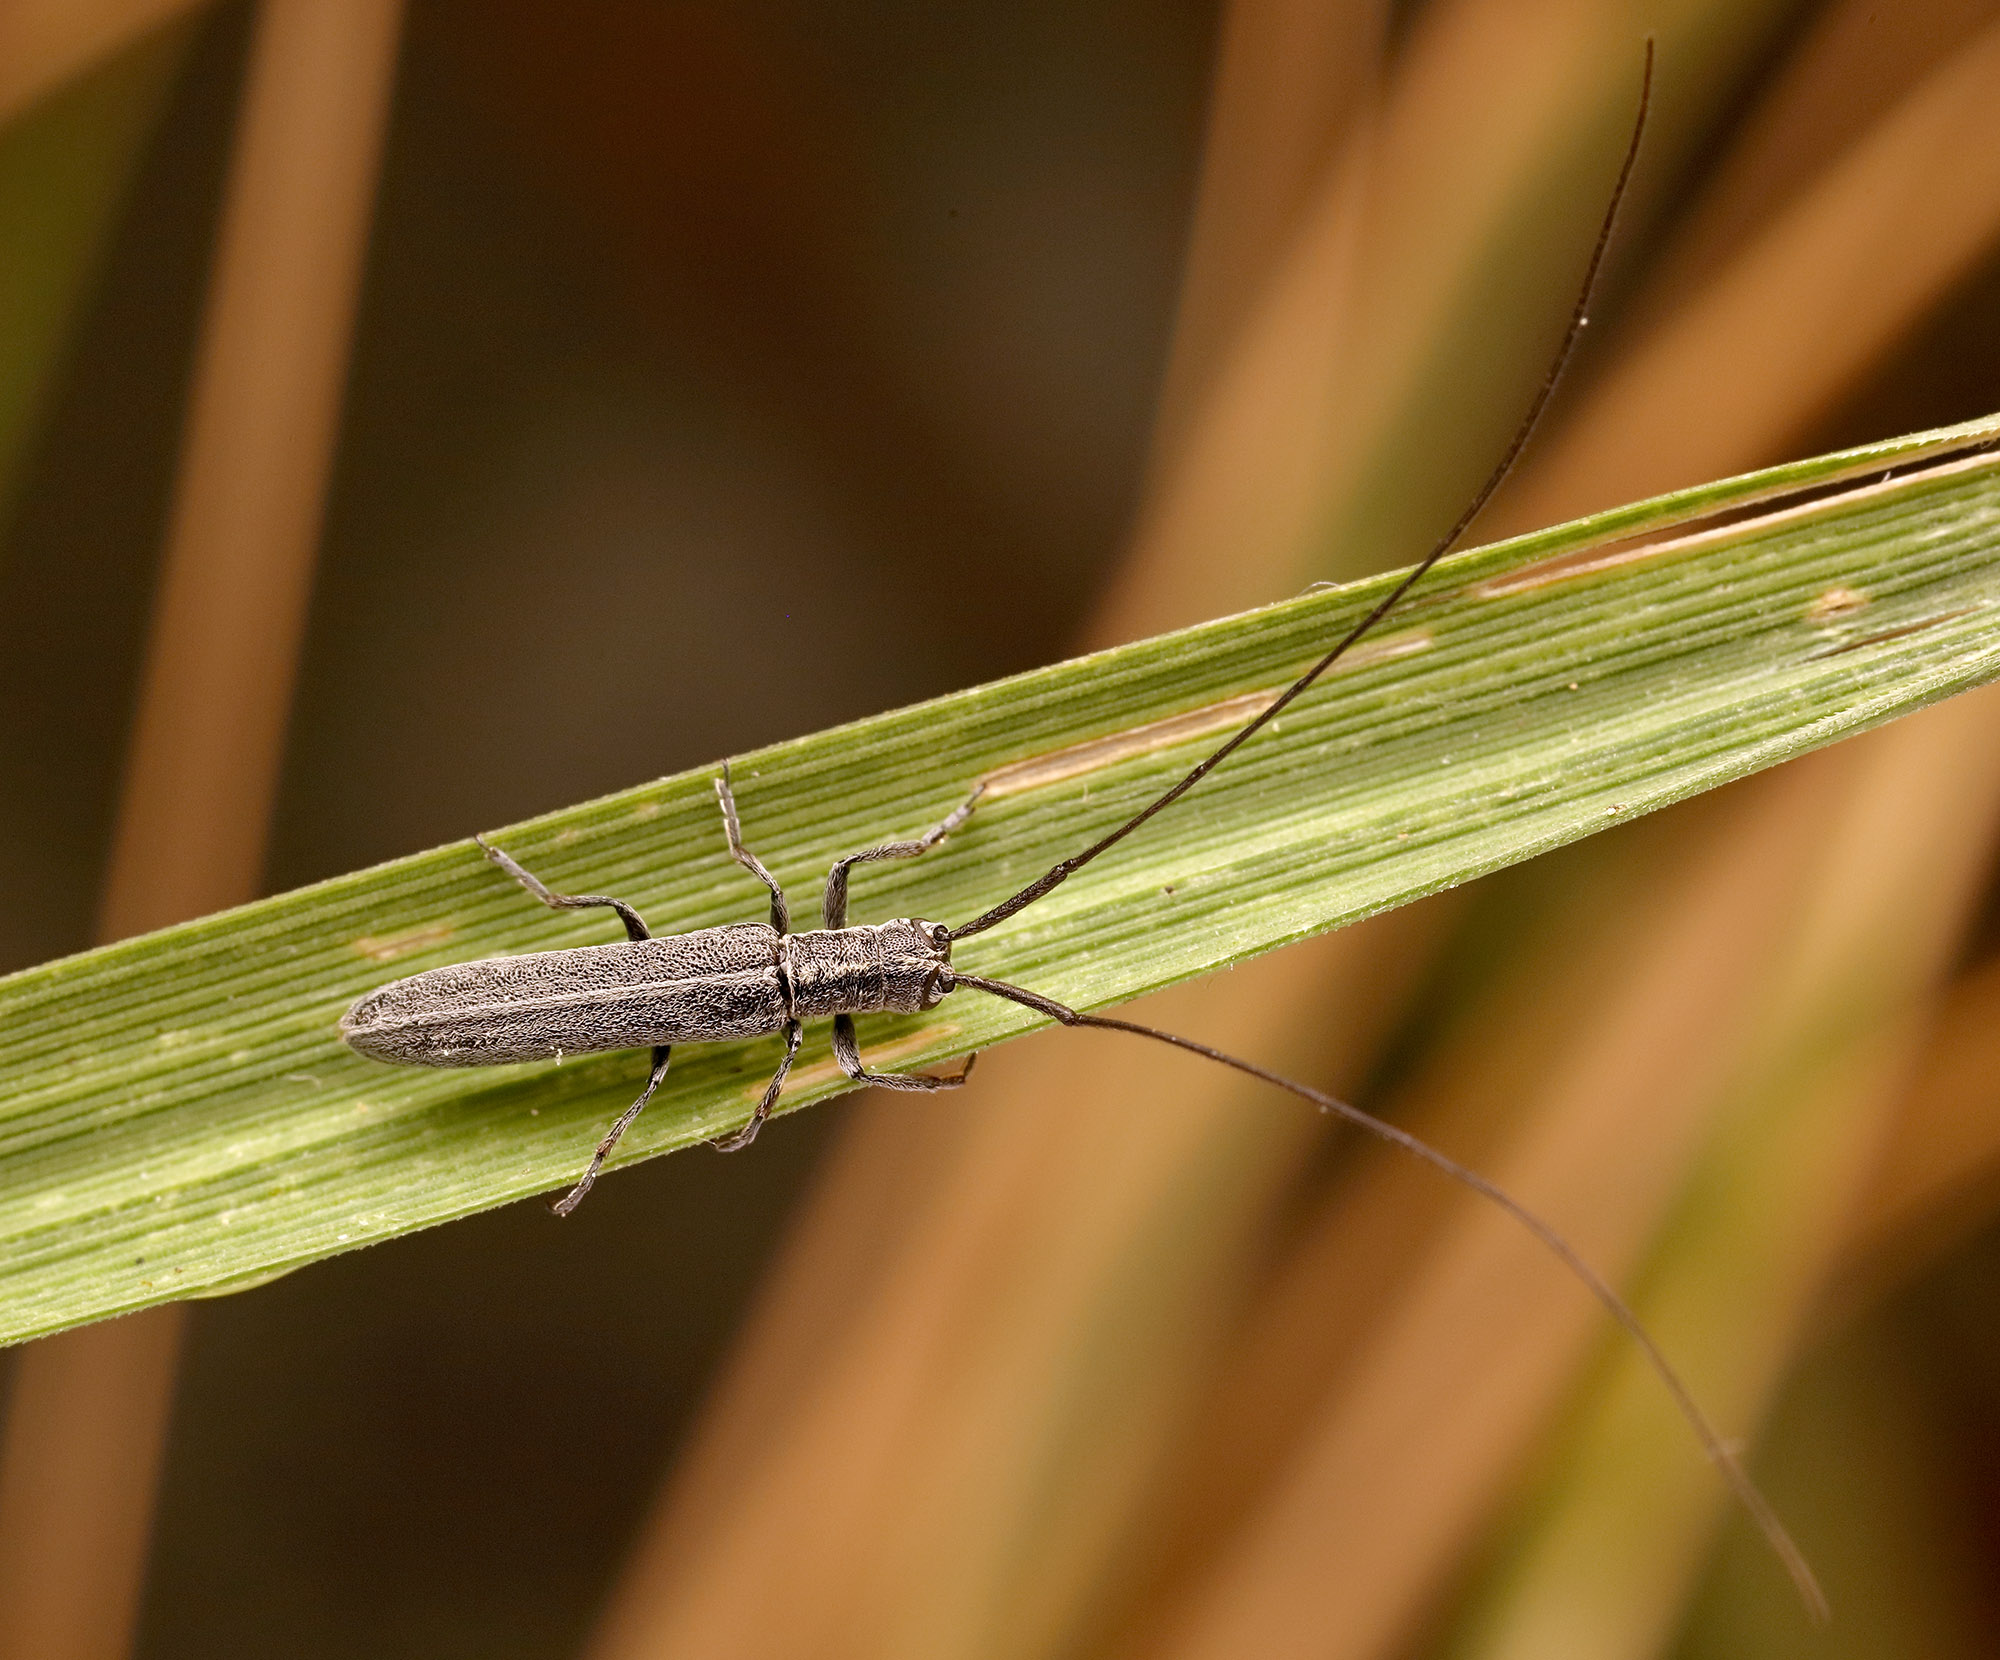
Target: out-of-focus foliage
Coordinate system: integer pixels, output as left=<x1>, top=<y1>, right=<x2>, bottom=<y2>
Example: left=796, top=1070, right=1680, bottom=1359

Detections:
left=0, top=18, right=189, bottom=532
left=7, top=3, right=2000, bottom=1659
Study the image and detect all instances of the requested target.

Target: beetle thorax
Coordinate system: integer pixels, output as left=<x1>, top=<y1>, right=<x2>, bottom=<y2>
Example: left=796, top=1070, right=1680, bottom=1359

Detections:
left=779, top=918, right=953, bottom=1020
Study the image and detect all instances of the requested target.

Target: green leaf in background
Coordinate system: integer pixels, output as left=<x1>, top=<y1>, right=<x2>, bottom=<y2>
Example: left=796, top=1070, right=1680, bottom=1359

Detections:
left=2, top=415, right=2000, bottom=1344
left=0, top=20, right=192, bottom=539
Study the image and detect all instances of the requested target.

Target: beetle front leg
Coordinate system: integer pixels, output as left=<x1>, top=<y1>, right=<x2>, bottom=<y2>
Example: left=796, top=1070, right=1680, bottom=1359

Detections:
left=821, top=783, right=984, bottom=928
left=830, top=1014, right=977, bottom=1092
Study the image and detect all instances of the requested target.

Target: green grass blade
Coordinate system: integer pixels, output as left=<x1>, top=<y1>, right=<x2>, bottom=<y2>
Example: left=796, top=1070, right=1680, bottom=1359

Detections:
left=5, top=415, right=2000, bottom=1343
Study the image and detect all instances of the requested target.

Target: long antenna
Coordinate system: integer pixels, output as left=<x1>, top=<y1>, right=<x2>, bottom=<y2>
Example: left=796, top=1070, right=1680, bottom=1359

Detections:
left=951, top=42, right=1655, bottom=944
left=954, top=969, right=1829, bottom=1621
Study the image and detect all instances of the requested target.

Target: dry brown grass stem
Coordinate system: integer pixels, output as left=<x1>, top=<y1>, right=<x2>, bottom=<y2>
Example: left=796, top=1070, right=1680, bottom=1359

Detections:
left=592, top=916, right=1448, bottom=1660
left=0, top=0, right=207, bottom=127
left=1142, top=0, right=1386, bottom=482
left=1131, top=0, right=1387, bottom=575
left=1489, top=8, right=2000, bottom=534
left=0, top=5, right=402, bottom=1656
left=1831, top=952, right=2000, bottom=1312
left=1620, top=0, right=2000, bottom=314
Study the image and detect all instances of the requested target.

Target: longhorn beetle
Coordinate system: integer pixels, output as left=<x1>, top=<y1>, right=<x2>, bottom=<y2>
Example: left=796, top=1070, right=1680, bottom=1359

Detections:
left=341, top=46, right=1823, bottom=1615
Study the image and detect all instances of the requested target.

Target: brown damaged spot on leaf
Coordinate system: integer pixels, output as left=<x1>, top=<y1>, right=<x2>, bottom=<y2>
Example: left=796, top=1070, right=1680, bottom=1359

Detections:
left=1477, top=451, right=2000, bottom=600
left=351, top=922, right=457, bottom=963
left=1469, top=535, right=1686, bottom=597
left=977, top=631, right=1430, bottom=800
left=1810, top=605, right=1984, bottom=659
left=1805, top=585, right=1870, bottom=623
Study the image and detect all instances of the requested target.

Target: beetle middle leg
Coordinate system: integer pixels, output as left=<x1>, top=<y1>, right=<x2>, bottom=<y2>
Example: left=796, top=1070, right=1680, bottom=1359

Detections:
left=714, top=764, right=792, bottom=933
left=831, top=1014, right=977, bottom=1091
left=821, top=783, right=984, bottom=928
left=552, top=1044, right=672, bottom=1216
left=475, top=836, right=651, bottom=942
left=712, top=1020, right=804, bottom=1152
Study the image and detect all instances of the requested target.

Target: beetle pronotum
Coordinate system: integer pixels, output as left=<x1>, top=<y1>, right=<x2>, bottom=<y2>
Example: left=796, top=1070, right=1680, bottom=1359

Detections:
left=340, top=46, right=1826, bottom=1615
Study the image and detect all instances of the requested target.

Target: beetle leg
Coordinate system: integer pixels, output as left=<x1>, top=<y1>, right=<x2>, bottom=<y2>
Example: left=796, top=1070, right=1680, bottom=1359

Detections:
left=830, top=1014, right=977, bottom=1092
left=475, top=836, right=651, bottom=943
left=714, top=764, right=792, bottom=934
left=712, top=1021, right=803, bottom=1153
left=820, top=784, right=984, bottom=929
left=551, top=1045, right=671, bottom=1216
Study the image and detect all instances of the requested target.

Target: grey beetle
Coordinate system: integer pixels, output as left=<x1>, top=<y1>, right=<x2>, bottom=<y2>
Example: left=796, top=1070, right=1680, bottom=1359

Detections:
left=338, top=52, right=1821, bottom=1612
left=342, top=763, right=984, bottom=1213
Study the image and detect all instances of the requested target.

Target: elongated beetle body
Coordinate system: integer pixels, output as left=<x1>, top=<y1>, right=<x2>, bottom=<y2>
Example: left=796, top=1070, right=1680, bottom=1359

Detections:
left=337, top=50, right=1824, bottom=1615
left=342, top=911, right=956, bottom=1065
left=343, top=766, right=982, bottom=1188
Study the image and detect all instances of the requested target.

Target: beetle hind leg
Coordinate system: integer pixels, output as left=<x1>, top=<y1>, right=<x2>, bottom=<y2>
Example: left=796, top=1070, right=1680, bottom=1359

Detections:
left=475, top=835, right=651, bottom=943
left=551, top=1045, right=671, bottom=1217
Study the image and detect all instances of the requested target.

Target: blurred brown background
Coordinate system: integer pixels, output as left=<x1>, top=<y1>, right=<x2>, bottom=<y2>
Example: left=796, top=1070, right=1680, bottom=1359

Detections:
left=4, top=1, right=2000, bottom=1657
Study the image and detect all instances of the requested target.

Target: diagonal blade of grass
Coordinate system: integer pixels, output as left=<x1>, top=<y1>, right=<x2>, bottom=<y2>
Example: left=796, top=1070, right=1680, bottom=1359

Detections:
left=5, top=419, right=2000, bottom=1344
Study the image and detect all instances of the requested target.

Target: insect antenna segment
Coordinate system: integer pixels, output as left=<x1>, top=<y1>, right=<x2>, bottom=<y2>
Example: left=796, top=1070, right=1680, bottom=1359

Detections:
left=947, top=40, right=1828, bottom=1620
left=952, top=974, right=1828, bottom=1620
left=949, top=39, right=1655, bottom=947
